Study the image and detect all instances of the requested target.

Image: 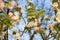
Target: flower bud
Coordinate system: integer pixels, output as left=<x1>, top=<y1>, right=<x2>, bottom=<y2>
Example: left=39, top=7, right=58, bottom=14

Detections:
left=8, top=12, right=13, bottom=18
left=16, top=5, right=21, bottom=9
left=12, top=30, right=16, bottom=35
left=44, top=15, right=49, bottom=20
left=0, top=2, right=4, bottom=10
left=34, top=27, right=40, bottom=32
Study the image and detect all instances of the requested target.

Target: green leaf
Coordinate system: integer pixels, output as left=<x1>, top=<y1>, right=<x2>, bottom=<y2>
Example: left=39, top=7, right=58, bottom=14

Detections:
left=27, top=8, right=35, bottom=12
left=54, top=23, right=60, bottom=31
left=28, top=2, right=36, bottom=9
left=27, top=13, right=36, bottom=16
left=26, top=2, right=36, bottom=13
left=39, top=28, right=45, bottom=34
left=37, top=9, right=45, bottom=17
left=0, top=14, right=13, bottom=29
left=57, top=3, right=60, bottom=9
left=52, top=0, right=58, bottom=3
left=27, top=12, right=36, bottom=22
left=4, top=1, right=9, bottom=7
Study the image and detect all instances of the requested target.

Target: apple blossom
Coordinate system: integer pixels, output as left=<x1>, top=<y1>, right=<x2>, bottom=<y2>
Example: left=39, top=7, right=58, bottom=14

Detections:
left=56, top=9, right=60, bottom=22
left=2, top=32, right=6, bottom=36
left=35, top=22, right=38, bottom=25
left=35, top=19, right=40, bottom=23
left=11, top=12, right=20, bottom=21
left=32, top=16, right=35, bottom=18
left=35, top=19, right=38, bottom=22
left=12, top=16, right=19, bottom=21
left=8, top=6, right=14, bottom=9
left=31, top=21, right=37, bottom=27
left=20, top=9, right=25, bottom=14
left=11, top=1, right=16, bottom=6
left=8, top=1, right=15, bottom=9
left=35, top=19, right=41, bottom=25
left=52, top=21, right=57, bottom=25
left=14, top=33, right=20, bottom=40
left=25, top=23, right=31, bottom=28
left=56, top=18, right=60, bottom=22
left=27, top=6, right=31, bottom=9
left=14, top=12, right=19, bottom=16
left=47, top=24, right=54, bottom=31
left=33, top=22, right=38, bottom=27
left=51, top=2, right=58, bottom=7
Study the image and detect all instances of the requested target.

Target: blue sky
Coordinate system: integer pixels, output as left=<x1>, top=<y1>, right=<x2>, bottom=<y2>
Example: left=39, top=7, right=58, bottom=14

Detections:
left=8, top=0, right=54, bottom=40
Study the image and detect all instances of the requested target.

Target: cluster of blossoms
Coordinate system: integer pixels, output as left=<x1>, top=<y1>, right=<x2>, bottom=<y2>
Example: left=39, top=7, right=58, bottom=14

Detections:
left=0, top=0, right=60, bottom=40
left=0, top=0, right=25, bottom=40
left=12, top=30, right=20, bottom=40
left=51, top=0, right=60, bottom=23
left=25, top=18, right=41, bottom=32
left=0, top=0, right=25, bottom=25
left=47, top=0, right=60, bottom=31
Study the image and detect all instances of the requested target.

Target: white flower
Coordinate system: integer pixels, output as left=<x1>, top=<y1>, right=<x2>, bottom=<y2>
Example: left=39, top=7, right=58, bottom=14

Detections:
left=27, top=6, right=31, bottom=9
left=32, top=16, right=35, bottom=18
left=12, top=16, right=19, bottom=20
left=33, top=22, right=38, bottom=27
left=35, top=19, right=37, bottom=22
left=56, top=17, right=60, bottom=23
left=11, top=1, right=16, bottom=6
left=14, top=12, right=19, bottom=16
left=51, top=2, right=58, bottom=7
left=47, top=24, right=54, bottom=31
left=8, top=6, right=14, bottom=9
left=56, top=9, right=60, bottom=23
left=20, top=9, right=25, bottom=14
left=14, top=33, right=20, bottom=40
left=12, top=12, right=19, bottom=21
left=25, top=24, right=31, bottom=28
left=8, top=1, right=15, bottom=9
left=52, top=21, right=57, bottom=25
